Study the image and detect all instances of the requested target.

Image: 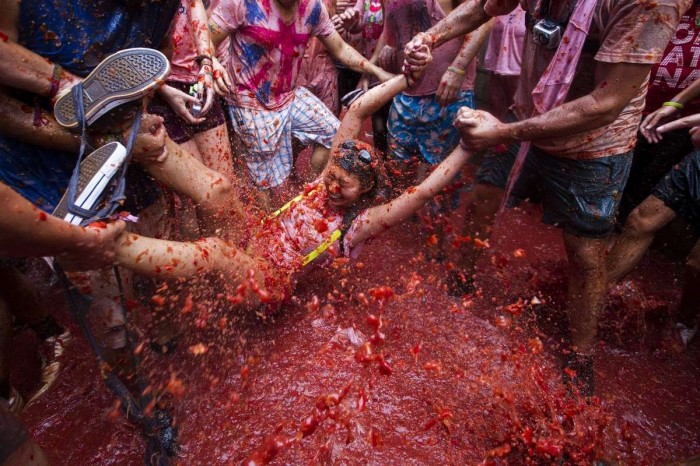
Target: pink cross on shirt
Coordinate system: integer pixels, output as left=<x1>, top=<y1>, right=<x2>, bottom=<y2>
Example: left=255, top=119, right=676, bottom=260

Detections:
left=245, top=18, right=310, bottom=96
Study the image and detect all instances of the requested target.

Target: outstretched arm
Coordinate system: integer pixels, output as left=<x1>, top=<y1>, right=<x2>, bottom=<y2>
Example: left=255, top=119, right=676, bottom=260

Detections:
left=0, top=182, right=125, bottom=270
left=348, top=144, right=471, bottom=247
left=319, top=31, right=394, bottom=83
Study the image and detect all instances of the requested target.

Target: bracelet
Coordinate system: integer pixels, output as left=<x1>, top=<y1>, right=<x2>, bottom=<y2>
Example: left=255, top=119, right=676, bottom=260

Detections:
left=447, top=66, right=465, bottom=76
left=459, top=139, right=469, bottom=151
left=195, top=55, right=213, bottom=65
left=662, top=101, right=684, bottom=110
left=47, top=64, right=62, bottom=100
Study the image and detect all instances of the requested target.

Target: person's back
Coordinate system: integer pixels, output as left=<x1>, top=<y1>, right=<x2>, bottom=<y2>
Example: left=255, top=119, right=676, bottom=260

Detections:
left=18, top=0, right=179, bottom=76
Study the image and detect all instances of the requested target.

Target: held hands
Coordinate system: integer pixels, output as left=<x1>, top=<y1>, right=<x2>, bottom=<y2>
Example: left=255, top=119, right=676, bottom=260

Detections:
left=640, top=105, right=681, bottom=143
left=58, top=220, right=126, bottom=271
left=454, top=107, right=508, bottom=152
left=403, top=32, right=434, bottom=72
left=403, top=44, right=432, bottom=84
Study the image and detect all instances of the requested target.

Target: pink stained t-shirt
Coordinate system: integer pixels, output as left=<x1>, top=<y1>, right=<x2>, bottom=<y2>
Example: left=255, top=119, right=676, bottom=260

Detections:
left=252, top=180, right=366, bottom=273
left=483, top=5, right=526, bottom=76
left=512, top=0, right=690, bottom=159
left=210, top=0, right=336, bottom=110
left=380, top=0, right=476, bottom=96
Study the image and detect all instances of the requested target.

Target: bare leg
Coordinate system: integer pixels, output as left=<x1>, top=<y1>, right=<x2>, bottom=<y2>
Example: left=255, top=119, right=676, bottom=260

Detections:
left=192, top=123, right=237, bottom=184
left=446, top=183, right=503, bottom=291
left=141, top=137, right=244, bottom=243
left=678, top=239, right=700, bottom=328
left=606, top=196, right=677, bottom=283
left=564, top=233, right=608, bottom=354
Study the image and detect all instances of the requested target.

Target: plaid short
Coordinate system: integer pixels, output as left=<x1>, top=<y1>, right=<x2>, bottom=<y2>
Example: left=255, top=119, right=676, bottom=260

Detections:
left=388, top=90, right=475, bottom=165
left=228, top=87, right=340, bottom=188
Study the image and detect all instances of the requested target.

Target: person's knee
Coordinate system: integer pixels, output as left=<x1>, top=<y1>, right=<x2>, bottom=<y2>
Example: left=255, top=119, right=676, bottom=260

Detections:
left=624, top=197, right=672, bottom=237
left=566, top=236, right=606, bottom=275
left=205, top=176, right=235, bottom=207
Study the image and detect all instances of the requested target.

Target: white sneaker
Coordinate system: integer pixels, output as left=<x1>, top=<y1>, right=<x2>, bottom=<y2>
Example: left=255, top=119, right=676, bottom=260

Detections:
left=53, top=141, right=127, bottom=225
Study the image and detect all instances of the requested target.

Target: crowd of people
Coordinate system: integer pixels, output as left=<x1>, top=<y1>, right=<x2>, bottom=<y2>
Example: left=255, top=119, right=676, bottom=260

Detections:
left=0, top=0, right=698, bottom=463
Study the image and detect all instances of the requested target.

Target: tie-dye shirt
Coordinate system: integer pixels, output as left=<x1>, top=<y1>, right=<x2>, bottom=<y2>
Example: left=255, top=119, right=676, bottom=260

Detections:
left=211, top=0, right=336, bottom=110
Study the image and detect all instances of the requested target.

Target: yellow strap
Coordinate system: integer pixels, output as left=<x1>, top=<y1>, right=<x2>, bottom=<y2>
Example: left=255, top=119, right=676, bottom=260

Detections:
left=264, top=187, right=342, bottom=267
left=269, top=191, right=307, bottom=219
left=302, top=228, right=342, bottom=266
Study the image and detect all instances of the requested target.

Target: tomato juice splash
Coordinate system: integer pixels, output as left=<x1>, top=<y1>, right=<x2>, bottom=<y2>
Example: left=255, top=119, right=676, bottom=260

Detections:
left=8, top=166, right=700, bottom=464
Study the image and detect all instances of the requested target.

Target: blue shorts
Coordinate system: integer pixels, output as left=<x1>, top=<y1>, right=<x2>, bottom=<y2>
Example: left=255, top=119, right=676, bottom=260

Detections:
left=476, top=139, right=633, bottom=238
left=0, top=134, right=161, bottom=214
left=388, top=90, right=475, bottom=165
left=652, top=148, right=700, bottom=234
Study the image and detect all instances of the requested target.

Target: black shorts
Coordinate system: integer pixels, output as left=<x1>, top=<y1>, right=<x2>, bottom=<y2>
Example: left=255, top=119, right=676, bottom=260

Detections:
left=147, top=80, right=227, bottom=144
left=652, top=148, right=700, bottom=234
left=475, top=140, right=633, bottom=238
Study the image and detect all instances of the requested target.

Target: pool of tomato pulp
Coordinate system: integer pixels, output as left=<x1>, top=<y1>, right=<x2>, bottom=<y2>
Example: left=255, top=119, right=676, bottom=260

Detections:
left=11, top=181, right=700, bottom=464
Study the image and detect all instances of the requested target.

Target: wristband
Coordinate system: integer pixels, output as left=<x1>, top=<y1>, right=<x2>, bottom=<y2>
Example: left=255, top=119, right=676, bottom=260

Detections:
left=459, top=139, right=469, bottom=151
left=447, top=66, right=465, bottom=76
left=662, top=101, right=684, bottom=110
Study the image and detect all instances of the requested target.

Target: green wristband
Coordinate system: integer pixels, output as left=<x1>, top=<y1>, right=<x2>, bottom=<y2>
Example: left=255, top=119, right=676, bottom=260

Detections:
left=663, top=101, right=684, bottom=110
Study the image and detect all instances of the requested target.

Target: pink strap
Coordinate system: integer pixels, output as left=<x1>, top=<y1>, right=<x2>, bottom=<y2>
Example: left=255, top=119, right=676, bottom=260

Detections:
left=500, top=0, right=597, bottom=211
left=531, top=0, right=598, bottom=113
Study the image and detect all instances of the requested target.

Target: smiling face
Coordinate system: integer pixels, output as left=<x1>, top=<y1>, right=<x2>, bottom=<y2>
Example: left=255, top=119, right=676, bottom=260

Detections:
left=323, top=164, right=369, bottom=209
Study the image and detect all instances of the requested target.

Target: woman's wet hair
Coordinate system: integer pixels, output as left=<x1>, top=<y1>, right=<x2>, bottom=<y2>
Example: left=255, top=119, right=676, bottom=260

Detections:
left=333, top=140, right=382, bottom=194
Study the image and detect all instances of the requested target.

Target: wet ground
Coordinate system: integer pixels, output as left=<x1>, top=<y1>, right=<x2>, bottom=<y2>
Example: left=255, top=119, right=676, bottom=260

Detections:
left=11, top=192, right=700, bottom=465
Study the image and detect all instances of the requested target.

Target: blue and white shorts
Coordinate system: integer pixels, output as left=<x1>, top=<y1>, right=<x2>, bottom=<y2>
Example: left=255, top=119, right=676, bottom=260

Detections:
left=388, top=90, right=475, bottom=165
left=228, top=87, right=340, bottom=188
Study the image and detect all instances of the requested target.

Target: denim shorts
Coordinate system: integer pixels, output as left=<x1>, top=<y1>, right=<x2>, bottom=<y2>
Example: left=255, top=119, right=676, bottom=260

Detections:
left=652, top=148, right=700, bottom=234
left=476, top=138, right=633, bottom=238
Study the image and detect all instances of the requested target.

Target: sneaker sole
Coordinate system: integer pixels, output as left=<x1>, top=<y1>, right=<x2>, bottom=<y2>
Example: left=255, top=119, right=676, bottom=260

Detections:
left=54, top=48, right=170, bottom=129
left=53, top=142, right=128, bottom=224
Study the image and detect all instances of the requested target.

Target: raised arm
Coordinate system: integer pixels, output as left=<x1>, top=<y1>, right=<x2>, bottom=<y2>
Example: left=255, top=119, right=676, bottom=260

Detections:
left=407, top=0, right=504, bottom=52
left=348, top=144, right=471, bottom=246
left=333, top=44, right=431, bottom=146
left=332, top=73, right=409, bottom=148
left=319, top=31, right=394, bottom=83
